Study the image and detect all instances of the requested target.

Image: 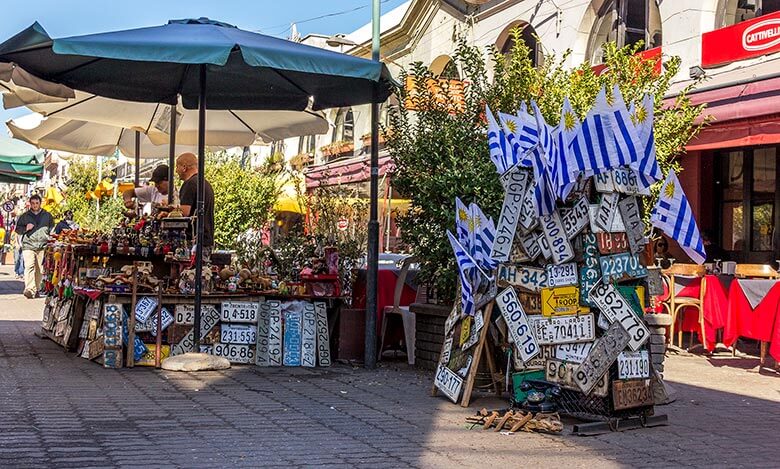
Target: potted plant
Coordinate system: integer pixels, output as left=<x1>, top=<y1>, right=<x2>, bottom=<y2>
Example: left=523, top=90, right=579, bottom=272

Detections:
left=319, top=144, right=332, bottom=158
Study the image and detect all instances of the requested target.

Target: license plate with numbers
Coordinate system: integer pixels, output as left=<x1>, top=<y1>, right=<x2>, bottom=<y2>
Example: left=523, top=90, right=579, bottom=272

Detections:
left=519, top=181, right=538, bottom=234
left=135, top=296, right=158, bottom=324
left=256, top=301, right=271, bottom=366
left=594, top=192, right=620, bottom=232
left=546, top=359, right=608, bottom=397
left=579, top=233, right=601, bottom=307
left=496, top=287, right=540, bottom=362
left=301, top=303, right=317, bottom=367
left=589, top=281, right=650, bottom=351
left=538, top=231, right=552, bottom=260
left=221, top=323, right=257, bottom=344
left=613, top=379, right=654, bottom=410
left=220, top=301, right=259, bottom=323
left=561, top=196, right=590, bottom=239
left=267, top=300, right=283, bottom=366
left=212, top=343, right=255, bottom=363
left=646, top=267, right=664, bottom=296
left=554, top=341, right=594, bottom=363
left=589, top=204, right=625, bottom=233
left=499, top=265, right=547, bottom=292
left=617, top=195, right=646, bottom=253
left=617, top=350, right=650, bottom=379
left=518, top=291, right=542, bottom=315
left=171, top=306, right=221, bottom=356
left=435, top=364, right=464, bottom=403
left=594, top=172, right=615, bottom=192
left=596, top=232, right=630, bottom=254
left=530, top=314, right=595, bottom=345
left=541, top=286, right=589, bottom=317
left=491, top=168, right=530, bottom=262
left=599, top=252, right=648, bottom=282
left=174, top=304, right=218, bottom=326
left=541, top=212, right=574, bottom=265
left=283, top=308, right=303, bottom=366
left=545, top=262, right=578, bottom=288
left=611, top=167, right=650, bottom=195
left=314, top=302, right=331, bottom=367
left=519, top=232, right=542, bottom=261
left=574, top=321, right=631, bottom=394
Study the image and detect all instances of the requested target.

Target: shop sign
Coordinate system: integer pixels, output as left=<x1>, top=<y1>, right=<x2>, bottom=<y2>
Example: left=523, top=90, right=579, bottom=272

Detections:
left=596, top=232, right=630, bottom=254
left=589, top=203, right=625, bottom=233
left=519, top=182, right=538, bottom=234
left=135, top=296, right=158, bottom=324
left=314, top=302, right=331, bottom=367
left=561, top=196, right=590, bottom=239
left=530, top=314, right=595, bottom=345
left=545, top=262, right=578, bottom=288
left=702, top=11, right=780, bottom=68
left=541, top=211, right=574, bottom=265
left=546, top=358, right=608, bottom=397
left=256, top=301, right=271, bottom=366
left=574, top=321, right=631, bottom=394
left=612, top=379, right=654, bottom=410
left=171, top=306, right=221, bottom=356
left=519, top=232, right=542, bottom=262
left=541, top=286, right=588, bottom=317
left=212, top=343, right=255, bottom=364
left=579, top=233, right=601, bottom=307
left=221, top=301, right=259, bottom=323
left=617, top=350, right=650, bottom=379
left=554, top=341, right=593, bottom=364
left=496, top=287, right=539, bottom=362
left=283, top=309, right=303, bottom=366
left=618, top=196, right=646, bottom=254
left=599, top=252, right=648, bottom=282
left=491, top=167, right=530, bottom=262
left=589, top=281, right=650, bottom=351
left=221, top=323, right=257, bottom=345
left=435, top=364, right=464, bottom=403
left=301, top=303, right=317, bottom=367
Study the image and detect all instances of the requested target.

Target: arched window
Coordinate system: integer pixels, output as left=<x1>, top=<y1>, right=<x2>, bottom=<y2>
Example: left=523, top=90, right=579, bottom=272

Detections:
left=332, top=107, right=354, bottom=143
left=496, top=21, right=543, bottom=67
left=716, top=0, right=780, bottom=28
left=430, top=55, right=460, bottom=79
left=586, top=0, right=662, bottom=64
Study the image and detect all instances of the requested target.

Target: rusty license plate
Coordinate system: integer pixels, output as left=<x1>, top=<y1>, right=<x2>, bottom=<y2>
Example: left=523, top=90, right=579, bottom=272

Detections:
left=596, top=232, right=629, bottom=254
left=612, top=378, right=654, bottom=410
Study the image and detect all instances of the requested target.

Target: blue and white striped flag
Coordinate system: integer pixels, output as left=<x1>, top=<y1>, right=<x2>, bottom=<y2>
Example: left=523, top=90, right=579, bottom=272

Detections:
left=550, top=97, right=581, bottom=200
left=567, top=87, right=618, bottom=177
left=447, top=230, right=481, bottom=316
left=650, top=171, right=706, bottom=264
left=455, top=197, right=472, bottom=250
left=529, top=101, right=557, bottom=216
left=609, top=85, right=642, bottom=167
left=630, top=93, right=663, bottom=189
left=469, top=202, right=499, bottom=271
left=485, top=105, right=510, bottom=174
left=499, top=111, right=538, bottom=168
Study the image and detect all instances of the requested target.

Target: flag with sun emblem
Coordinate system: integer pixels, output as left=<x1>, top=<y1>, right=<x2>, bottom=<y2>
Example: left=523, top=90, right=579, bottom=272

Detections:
left=485, top=105, right=511, bottom=174
left=630, top=93, right=663, bottom=189
left=498, top=110, right=538, bottom=168
left=650, top=171, right=706, bottom=264
left=447, top=230, right=486, bottom=317
left=469, top=202, right=499, bottom=271
left=455, top=197, right=473, bottom=252
left=550, top=97, right=581, bottom=200
left=609, top=84, right=642, bottom=167
left=529, top=101, right=557, bottom=216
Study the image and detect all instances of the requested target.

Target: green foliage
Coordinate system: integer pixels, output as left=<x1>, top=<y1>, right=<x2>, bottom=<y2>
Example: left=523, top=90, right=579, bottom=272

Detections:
left=388, top=33, right=706, bottom=302
left=54, top=157, right=122, bottom=234
left=204, top=151, right=281, bottom=250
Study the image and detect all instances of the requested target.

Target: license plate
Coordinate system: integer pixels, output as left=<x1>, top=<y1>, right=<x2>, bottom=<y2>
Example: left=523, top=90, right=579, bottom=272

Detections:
left=256, top=302, right=271, bottom=366
left=530, top=314, right=595, bottom=345
left=459, top=316, right=472, bottom=347
left=541, top=211, right=574, bottom=265
left=519, top=232, right=542, bottom=261
left=596, top=232, right=630, bottom=254
left=518, top=291, right=542, bottom=315
left=541, top=286, right=589, bottom=317
left=136, top=307, right=174, bottom=336
left=617, top=195, right=646, bottom=253
left=579, top=233, right=601, bottom=307
left=594, top=172, right=615, bottom=192
left=646, top=267, right=664, bottom=296
left=513, top=345, right=553, bottom=370
left=435, top=364, right=464, bottom=403
left=496, top=287, right=540, bottom=362
left=612, top=379, right=654, bottom=410
left=135, top=296, right=158, bottom=324
left=589, top=204, right=625, bottom=233
left=314, top=302, right=331, bottom=367
left=617, top=350, right=650, bottom=379
left=611, top=167, right=650, bottom=195
left=212, top=343, right=255, bottom=363
left=589, top=281, right=650, bottom=351
left=301, top=303, right=317, bottom=367
left=267, top=300, right=283, bottom=366
left=519, top=181, right=538, bottom=234
left=440, top=337, right=453, bottom=365
left=538, top=230, right=552, bottom=260
left=546, top=262, right=578, bottom=288
left=173, top=304, right=218, bottom=326
left=221, top=323, right=257, bottom=344
left=561, top=196, right=590, bottom=239
left=171, top=306, right=221, bottom=356
left=546, top=359, right=608, bottom=397
left=573, top=321, right=631, bottom=394
left=103, top=303, right=123, bottom=349
left=499, top=265, right=547, bottom=292
left=491, top=167, right=530, bottom=262
left=554, top=341, right=594, bottom=363
left=283, top=308, right=303, bottom=366
left=594, top=192, right=620, bottom=232
left=220, top=301, right=259, bottom=323
left=599, top=252, right=648, bottom=282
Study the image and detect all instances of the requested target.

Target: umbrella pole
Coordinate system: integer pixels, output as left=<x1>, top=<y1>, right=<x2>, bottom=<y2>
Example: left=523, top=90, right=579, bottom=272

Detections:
left=134, top=131, right=141, bottom=186
left=193, top=64, right=207, bottom=352
left=168, top=104, right=177, bottom=205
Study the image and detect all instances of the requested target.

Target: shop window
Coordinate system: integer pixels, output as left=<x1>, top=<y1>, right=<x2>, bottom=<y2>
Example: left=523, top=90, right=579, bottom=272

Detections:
left=718, top=0, right=780, bottom=27
left=496, top=22, right=544, bottom=67
left=332, top=107, right=354, bottom=143
left=297, top=135, right=316, bottom=155
left=586, top=0, right=662, bottom=64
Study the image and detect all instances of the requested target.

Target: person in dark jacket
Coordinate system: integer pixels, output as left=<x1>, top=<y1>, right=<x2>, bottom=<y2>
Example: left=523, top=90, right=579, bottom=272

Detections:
left=15, top=194, right=53, bottom=298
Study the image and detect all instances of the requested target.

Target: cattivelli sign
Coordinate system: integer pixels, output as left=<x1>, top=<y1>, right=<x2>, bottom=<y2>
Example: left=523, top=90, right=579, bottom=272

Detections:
left=702, top=11, right=780, bottom=67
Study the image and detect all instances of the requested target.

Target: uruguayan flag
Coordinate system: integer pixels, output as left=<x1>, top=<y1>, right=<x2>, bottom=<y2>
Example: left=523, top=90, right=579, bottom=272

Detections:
left=630, top=93, right=663, bottom=189
left=550, top=97, right=581, bottom=200
left=499, top=110, right=538, bottom=168
left=529, top=101, right=557, bottom=216
left=455, top=197, right=472, bottom=251
left=609, top=85, right=642, bottom=167
left=469, top=202, right=499, bottom=271
left=447, top=230, right=481, bottom=316
left=650, top=171, right=706, bottom=264
left=567, top=87, right=618, bottom=176
left=485, top=105, right=510, bottom=174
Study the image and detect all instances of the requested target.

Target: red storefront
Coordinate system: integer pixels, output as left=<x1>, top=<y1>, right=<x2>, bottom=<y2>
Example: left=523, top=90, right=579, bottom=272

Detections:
left=676, top=11, right=780, bottom=264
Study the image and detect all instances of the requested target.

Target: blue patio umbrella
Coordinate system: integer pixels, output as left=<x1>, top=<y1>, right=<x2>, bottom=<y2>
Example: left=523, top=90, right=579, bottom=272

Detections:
left=0, top=18, right=394, bottom=354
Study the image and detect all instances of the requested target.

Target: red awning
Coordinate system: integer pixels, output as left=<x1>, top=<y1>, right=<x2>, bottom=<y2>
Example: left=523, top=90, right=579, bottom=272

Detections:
left=687, top=113, right=780, bottom=151
left=304, top=152, right=394, bottom=189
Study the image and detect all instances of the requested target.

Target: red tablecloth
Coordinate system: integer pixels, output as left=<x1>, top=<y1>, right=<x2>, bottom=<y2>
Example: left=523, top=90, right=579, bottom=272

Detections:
left=723, top=280, right=780, bottom=363
left=352, top=269, right=417, bottom=337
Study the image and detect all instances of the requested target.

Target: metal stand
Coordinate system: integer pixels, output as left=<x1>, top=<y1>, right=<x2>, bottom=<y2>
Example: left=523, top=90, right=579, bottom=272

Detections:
left=572, top=414, right=668, bottom=436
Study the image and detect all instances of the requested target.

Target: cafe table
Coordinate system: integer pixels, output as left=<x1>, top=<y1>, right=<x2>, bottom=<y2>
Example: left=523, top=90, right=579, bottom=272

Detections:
left=723, top=278, right=780, bottom=365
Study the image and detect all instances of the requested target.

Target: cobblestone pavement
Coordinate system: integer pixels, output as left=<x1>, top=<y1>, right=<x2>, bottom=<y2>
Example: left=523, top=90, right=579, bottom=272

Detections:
left=1, top=266, right=779, bottom=467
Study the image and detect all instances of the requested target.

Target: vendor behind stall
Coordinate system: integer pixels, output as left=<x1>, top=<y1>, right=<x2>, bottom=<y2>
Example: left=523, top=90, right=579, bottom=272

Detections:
left=123, top=164, right=170, bottom=215
left=176, top=152, right=214, bottom=260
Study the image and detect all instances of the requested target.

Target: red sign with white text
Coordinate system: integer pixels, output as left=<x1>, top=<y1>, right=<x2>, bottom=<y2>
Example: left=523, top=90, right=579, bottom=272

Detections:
left=702, top=11, right=780, bottom=68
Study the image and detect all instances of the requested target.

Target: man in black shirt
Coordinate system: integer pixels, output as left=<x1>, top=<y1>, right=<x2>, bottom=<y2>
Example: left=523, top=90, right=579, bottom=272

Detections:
left=175, top=152, right=215, bottom=259
left=16, top=194, right=54, bottom=298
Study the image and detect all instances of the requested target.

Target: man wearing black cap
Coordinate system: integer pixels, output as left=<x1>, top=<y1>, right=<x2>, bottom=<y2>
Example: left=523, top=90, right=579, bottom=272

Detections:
left=123, top=164, right=170, bottom=211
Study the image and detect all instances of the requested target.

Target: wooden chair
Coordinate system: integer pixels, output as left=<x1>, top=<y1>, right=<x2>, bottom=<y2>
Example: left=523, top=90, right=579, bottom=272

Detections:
left=733, top=264, right=780, bottom=365
left=379, top=256, right=419, bottom=365
left=662, top=263, right=706, bottom=348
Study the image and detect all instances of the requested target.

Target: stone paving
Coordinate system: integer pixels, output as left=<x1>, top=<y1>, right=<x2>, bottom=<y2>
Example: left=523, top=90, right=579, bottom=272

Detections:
left=1, top=264, right=779, bottom=468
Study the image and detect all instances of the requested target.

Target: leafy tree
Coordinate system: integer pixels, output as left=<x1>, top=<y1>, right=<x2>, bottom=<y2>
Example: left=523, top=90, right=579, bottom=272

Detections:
left=388, top=33, right=706, bottom=301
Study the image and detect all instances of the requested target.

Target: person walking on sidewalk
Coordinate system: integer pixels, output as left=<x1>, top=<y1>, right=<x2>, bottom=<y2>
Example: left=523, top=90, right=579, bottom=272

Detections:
left=15, top=194, right=53, bottom=298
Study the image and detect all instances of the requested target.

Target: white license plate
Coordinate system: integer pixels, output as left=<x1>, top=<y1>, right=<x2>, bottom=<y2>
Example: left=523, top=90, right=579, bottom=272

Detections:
left=212, top=342, right=255, bottom=363
left=611, top=167, right=650, bottom=195
left=283, top=308, right=303, bottom=366
left=519, top=182, right=538, bottom=234
left=546, top=358, right=608, bottom=397
left=173, top=304, right=218, bottom=326
left=495, top=287, right=539, bottom=362
left=171, top=306, right=221, bottom=356
left=314, top=302, right=331, bottom=367
left=554, top=341, right=594, bottom=363
left=617, top=196, right=646, bottom=253
left=267, top=300, right=283, bottom=366
left=135, top=296, right=158, bottom=324
left=491, top=168, right=529, bottom=262
left=301, top=303, right=317, bottom=367
left=435, top=364, right=464, bottom=403
left=499, top=265, right=547, bottom=292
left=594, top=172, right=615, bottom=192
left=440, top=337, right=453, bottom=365
left=589, top=281, right=650, bottom=351
left=541, top=211, right=574, bottom=265
left=599, top=252, right=648, bottom=282
left=221, top=323, right=257, bottom=344
left=255, top=302, right=271, bottom=366
left=594, top=192, right=620, bottom=232
left=530, top=314, right=595, bottom=345
left=618, top=350, right=650, bottom=379
left=520, top=232, right=542, bottom=261
left=561, top=196, right=590, bottom=239
left=220, top=301, right=259, bottom=323
left=589, top=203, right=626, bottom=233
left=546, top=262, right=578, bottom=288
left=573, top=321, right=631, bottom=394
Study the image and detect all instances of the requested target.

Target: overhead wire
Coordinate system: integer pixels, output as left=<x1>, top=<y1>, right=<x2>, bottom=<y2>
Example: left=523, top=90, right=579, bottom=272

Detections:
left=256, top=0, right=405, bottom=37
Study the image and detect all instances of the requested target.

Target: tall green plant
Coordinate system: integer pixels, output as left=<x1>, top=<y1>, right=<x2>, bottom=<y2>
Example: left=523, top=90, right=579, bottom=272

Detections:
left=388, top=34, right=706, bottom=301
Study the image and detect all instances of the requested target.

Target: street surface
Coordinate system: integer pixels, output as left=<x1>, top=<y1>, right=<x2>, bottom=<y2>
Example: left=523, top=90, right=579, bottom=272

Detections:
left=0, top=265, right=778, bottom=468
